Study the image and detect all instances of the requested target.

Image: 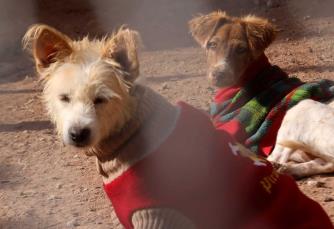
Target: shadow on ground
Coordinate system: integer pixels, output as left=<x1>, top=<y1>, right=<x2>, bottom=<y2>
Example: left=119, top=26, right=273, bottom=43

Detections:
left=0, top=163, right=22, bottom=190
left=0, top=213, right=59, bottom=229
left=146, top=74, right=203, bottom=83
left=0, top=121, right=52, bottom=133
left=285, top=65, right=334, bottom=74
left=0, top=89, right=40, bottom=95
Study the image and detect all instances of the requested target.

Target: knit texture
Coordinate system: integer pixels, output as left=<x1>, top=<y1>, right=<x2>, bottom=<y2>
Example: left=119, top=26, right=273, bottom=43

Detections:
left=211, top=55, right=334, bottom=156
left=104, top=102, right=333, bottom=229
left=132, top=208, right=195, bottom=229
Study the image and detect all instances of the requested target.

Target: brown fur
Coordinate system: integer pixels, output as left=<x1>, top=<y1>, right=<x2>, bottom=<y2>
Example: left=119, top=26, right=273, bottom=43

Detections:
left=189, top=11, right=277, bottom=87
left=190, top=12, right=334, bottom=178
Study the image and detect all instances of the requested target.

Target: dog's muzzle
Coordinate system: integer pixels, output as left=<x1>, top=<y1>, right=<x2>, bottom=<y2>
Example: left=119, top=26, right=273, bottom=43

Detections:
left=68, top=126, right=91, bottom=147
left=210, top=67, right=234, bottom=87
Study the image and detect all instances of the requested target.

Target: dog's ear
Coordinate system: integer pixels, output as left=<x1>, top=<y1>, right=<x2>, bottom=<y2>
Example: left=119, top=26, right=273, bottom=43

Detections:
left=22, top=24, right=72, bottom=74
left=104, top=28, right=141, bottom=83
left=189, top=11, right=231, bottom=47
left=242, top=15, right=277, bottom=52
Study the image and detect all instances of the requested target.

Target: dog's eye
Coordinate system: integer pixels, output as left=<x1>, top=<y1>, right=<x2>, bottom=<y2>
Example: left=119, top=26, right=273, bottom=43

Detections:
left=235, top=46, right=248, bottom=54
left=206, top=41, right=218, bottom=50
left=59, top=94, right=70, bottom=103
left=94, top=97, right=106, bottom=105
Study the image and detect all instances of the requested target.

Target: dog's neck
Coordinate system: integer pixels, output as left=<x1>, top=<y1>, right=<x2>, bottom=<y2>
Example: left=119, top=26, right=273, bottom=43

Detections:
left=88, top=85, right=152, bottom=161
left=88, top=84, right=180, bottom=182
left=238, top=54, right=271, bottom=85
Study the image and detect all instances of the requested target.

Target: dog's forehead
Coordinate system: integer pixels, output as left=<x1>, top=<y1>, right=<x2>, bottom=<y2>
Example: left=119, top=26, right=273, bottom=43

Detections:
left=53, top=63, right=88, bottom=83
left=51, top=63, right=106, bottom=93
left=214, top=22, right=247, bottom=42
left=54, top=61, right=124, bottom=101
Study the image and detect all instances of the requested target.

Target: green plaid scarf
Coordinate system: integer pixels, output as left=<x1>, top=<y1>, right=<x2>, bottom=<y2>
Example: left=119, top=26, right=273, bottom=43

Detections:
left=211, top=63, right=334, bottom=156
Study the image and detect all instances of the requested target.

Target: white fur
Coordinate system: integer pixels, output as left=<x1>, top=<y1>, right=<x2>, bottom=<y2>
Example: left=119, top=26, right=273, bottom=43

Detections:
left=61, top=102, right=98, bottom=146
left=216, top=58, right=227, bottom=69
left=22, top=24, right=139, bottom=149
left=268, top=99, right=334, bottom=178
left=43, top=58, right=129, bottom=148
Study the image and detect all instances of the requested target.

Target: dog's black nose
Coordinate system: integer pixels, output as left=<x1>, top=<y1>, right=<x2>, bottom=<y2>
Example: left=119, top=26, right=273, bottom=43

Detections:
left=69, top=127, right=91, bottom=145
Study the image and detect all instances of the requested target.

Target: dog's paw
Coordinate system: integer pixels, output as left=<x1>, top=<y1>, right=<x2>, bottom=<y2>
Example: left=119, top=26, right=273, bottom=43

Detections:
left=270, top=161, right=283, bottom=170
left=268, top=145, right=293, bottom=164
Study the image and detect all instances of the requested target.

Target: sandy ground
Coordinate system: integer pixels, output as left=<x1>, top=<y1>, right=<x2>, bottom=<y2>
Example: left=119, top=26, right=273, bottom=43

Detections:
left=1, top=0, right=334, bottom=228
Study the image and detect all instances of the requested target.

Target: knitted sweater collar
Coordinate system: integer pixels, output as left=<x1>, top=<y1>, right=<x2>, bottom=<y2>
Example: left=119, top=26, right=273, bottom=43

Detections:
left=87, top=84, right=180, bottom=179
left=87, top=85, right=149, bottom=162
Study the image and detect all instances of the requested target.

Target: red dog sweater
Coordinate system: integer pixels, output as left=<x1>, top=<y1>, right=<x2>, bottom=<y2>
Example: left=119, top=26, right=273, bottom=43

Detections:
left=104, top=102, right=333, bottom=229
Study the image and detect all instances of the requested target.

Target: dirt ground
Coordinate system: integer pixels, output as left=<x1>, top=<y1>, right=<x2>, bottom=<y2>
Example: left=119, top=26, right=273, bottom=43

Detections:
left=1, top=0, right=334, bottom=228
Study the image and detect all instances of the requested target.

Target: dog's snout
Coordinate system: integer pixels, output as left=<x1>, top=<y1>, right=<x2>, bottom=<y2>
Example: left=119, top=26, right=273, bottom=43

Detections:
left=69, top=127, right=91, bottom=145
left=209, top=64, right=235, bottom=87
left=211, top=69, right=223, bottom=79
left=210, top=68, right=226, bottom=83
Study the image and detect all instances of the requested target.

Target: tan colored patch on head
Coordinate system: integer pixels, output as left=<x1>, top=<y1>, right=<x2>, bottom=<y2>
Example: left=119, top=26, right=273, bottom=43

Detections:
left=22, top=24, right=73, bottom=73
left=43, top=60, right=135, bottom=147
left=189, top=11, right=277, bottom=54
left=189, top=11, right=232, bottom=47
left=23, top=24, right=142, bottom=148
left=208, top=21, right=249, bottom=58
left=189, top=11, right=277, bottom=87
left=241, top=15, right=277, bottom=52
left=103, top=27, right=142, bottom=82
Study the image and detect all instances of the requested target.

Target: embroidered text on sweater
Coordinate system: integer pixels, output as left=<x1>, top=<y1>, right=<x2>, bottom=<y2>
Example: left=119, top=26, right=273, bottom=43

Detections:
left=104, top=103, right=333, bottom=229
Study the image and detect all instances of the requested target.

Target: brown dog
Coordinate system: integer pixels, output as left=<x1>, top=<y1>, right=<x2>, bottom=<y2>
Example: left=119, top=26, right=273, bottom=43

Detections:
left=190, top=11, right=276, bottom=87
left=190, top=11, right=334, bottom=178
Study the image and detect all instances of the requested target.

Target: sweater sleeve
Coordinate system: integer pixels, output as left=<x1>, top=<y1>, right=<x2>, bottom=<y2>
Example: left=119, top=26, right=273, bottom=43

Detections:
left=131, top=208, right=195, bottom=229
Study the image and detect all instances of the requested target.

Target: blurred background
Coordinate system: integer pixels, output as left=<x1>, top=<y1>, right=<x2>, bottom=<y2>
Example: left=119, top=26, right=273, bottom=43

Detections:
left=1, top=0, right=333, bottom=81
